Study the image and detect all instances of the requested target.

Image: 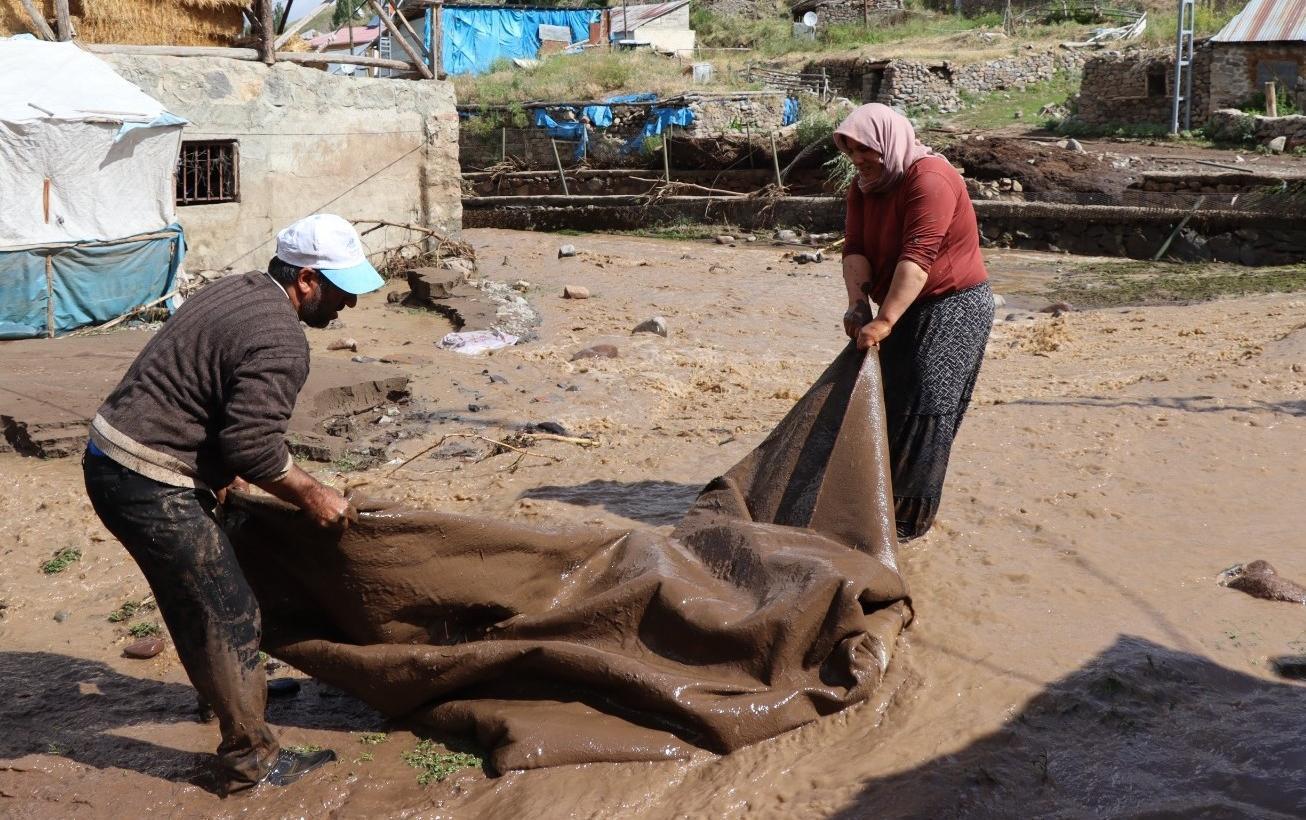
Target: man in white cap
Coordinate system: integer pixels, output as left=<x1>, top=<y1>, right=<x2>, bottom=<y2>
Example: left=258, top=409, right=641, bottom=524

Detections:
left=82, top=214, right=384, bottom=796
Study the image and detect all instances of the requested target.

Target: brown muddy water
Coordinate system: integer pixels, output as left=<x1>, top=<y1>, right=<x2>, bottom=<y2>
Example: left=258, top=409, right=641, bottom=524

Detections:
left=2, top=230, right=1305, bottom=818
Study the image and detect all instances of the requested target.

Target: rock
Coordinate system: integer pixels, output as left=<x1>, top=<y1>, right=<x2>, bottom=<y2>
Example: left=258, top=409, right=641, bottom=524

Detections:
left=512, top=280, right=531, bottom=292
left=1006, top=312, right=1020, bottom=321
left=467, top=403, right=486, bottom=412
left=327, top=338, right=358, bottom=352
left=53, top=611, right=70, bottom=623
left=407, top=267, right=465, bottom=301
left=267, top=677, right=302, bottom=697
left=1065, top=138, right=1085, bottom=153
left=558, top=244, right=577, bottom=258
left=1040, top=302, right=1073, bottom=314
left=123, top=637, right=164, bottom=659
left=794, top=251, right=823, bottom=264
left=1012, top=110, right=1023, bottom=119
left=632, top=316, right=669, bottom=337
left=440, top=257, right=475, bottom=276
left=525, top=421, right=569, bottom=436
left=776, top=229, right=799, bottom=242
left=992, top=293, right=1006, bottom=309
left=386, top=291, right=405, bottom=304
left=715, top=235, right=735, bottom=245
left=1268, top=135, right=1287, bottom=154
left=571, top=344, right=619, bottom=361
left=350, top=355, right=377, bottom=364
left=1010, top=180, right=1024, bottom=193
left=488, top=373, right=509, bottom=384
left=563, top=285, right=590, bottom=300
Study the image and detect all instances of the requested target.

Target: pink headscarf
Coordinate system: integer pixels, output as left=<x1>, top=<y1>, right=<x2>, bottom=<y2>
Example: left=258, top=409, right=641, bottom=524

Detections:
left=833, top=103, right=934, bottom=194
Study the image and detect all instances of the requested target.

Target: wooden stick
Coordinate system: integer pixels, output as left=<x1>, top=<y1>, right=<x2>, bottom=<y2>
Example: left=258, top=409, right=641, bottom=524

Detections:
left=42, top=178, right=50, bottom=223
left=257, top=0, right=276, bottom=64
left=367, top=0, right=434, bottom=79
left=387, top=432, right=564, bottom=476
left=67, top=289, right=180, bottom=337
left=83, top=44, right=419, bottom=72
left=551, top=140, right=570, bottom=195
left=769, top=131, right=782, bottom=189
left=275, top=1, right=328, bottom=48
left=390, top=3, right=431, bottom=74
left=276, top=0, right=295, bottom=34
left=54, top=0, right=72, bottom=40
left=662, top=134, right=671, bottom=182
left=1265, top=81, right=1278, bottom=118
left=431, top=1, right=445, bottom=79
left=629, top=176, right=747, bottom=197
left=18, top=0, right=55, bottom=40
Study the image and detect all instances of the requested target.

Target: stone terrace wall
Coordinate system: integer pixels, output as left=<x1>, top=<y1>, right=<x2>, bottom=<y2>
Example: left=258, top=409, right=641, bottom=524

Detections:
left=1075, top=45, right=1212, bottom=127
left=793, top=0, right=903, bottom=26
left=1206, top=109, right=1306, bottom=149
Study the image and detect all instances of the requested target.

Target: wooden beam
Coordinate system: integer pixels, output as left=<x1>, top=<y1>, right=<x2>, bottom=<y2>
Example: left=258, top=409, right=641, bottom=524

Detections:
left=84, top=43, right=419, bottom=73
left=429, top=3, right=444, bottom=79
left=256, top=0, right=276, bottom=64
left=391, top=3, right=431, bottom=72
left=277, top=50, right=417, bottom=71
left=275, top=0, right=330, bottom=48
left=367, top=0, right=434, bottom=79
left=54, top=0, right=72, bottom=40
left=277, top=0, right=295, bottom=34
left=18, top=0, right=56, bottom=40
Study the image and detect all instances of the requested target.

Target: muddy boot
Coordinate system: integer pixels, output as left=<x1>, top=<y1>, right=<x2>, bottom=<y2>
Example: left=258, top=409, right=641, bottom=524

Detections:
left=260, top=748, right=338, bottom=787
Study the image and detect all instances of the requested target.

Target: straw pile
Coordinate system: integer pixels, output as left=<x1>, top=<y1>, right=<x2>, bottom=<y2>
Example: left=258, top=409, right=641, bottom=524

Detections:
left=2, top=0, right=246, bottom=47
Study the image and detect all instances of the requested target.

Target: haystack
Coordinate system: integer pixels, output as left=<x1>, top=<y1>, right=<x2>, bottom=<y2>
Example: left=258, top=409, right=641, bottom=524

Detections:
left=1, top=0, right=246, bottom=47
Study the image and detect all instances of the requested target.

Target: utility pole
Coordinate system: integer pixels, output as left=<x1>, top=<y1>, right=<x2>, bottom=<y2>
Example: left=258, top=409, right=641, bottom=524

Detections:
left=1170, top=0, right=1195, bottom=134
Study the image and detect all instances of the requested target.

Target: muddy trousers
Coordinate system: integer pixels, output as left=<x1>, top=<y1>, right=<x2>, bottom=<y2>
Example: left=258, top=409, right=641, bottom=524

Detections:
left=82, top=452, right=279, bottom=792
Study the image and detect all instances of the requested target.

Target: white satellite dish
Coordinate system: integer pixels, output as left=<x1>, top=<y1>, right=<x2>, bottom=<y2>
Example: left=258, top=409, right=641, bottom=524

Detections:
left=802, top=11, right=819, bottom=27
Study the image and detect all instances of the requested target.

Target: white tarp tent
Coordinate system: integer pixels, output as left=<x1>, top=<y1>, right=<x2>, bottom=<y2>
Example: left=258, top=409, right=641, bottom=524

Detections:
left=0, top=37, right=188, bottom=338
left=0, top=38, right=185, bottom=248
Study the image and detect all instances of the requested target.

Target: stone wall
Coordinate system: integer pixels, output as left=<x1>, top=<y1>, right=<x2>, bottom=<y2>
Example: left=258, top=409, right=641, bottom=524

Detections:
left=1209, top=43, right=1304, bottom=111
left=805, top=50, right=1084, bottom=112
left=108, top=55, right=462, bottom=272
left=1075, top=45, right=1213, bottom=127
left=1206, top=108, right=1306, bottom=149
left=791, top=0, right=903, bottom=26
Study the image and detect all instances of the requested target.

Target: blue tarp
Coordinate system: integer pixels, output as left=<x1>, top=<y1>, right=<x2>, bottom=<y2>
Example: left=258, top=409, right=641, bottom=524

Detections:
left=533, top=108, right=590, bottom=159
left=438, top=7, right=601, bottom=76
left=622, top=105, right=696, bottom=154
left=783, top=96, right=800, bottom=126
left=0, top=225, right=184, bottom=339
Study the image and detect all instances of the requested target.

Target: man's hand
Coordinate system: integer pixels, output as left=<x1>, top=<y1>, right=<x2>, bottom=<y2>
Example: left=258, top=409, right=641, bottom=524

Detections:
left=843, top=301, right=873, bottom=339
left=857, top=317, right=893, bottom=350
left=255, top=465, right=356, bottom=532
left=215, top=476, right=251, bottom=505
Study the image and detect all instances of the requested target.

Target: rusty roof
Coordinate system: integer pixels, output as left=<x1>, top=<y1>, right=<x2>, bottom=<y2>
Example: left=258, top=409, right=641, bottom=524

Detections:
left=1211, top=0, right=1306, bottom=42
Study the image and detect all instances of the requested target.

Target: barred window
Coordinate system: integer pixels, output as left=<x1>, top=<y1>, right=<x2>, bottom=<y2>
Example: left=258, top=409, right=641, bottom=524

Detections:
left=177, top=140, right=239, bottom=206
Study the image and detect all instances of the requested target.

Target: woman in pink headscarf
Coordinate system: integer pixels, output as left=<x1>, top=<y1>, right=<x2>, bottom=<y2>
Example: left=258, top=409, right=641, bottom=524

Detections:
left=835, top=103, right=992, bottom=541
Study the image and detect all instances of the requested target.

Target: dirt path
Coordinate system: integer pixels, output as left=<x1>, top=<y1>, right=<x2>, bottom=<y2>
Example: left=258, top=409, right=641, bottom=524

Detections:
left=2, top=230, right=1304, bottom=817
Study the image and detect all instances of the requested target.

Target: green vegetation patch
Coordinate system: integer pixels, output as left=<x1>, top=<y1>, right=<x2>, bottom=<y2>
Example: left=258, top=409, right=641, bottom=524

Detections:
left=41, top=547, right=82, bottom=575
left=128, top=621, right=163, bottom=638
left=286, top=743, right=324, bottom=756
left=358, top=732, right=389, bottom=746
left=402, top=739, right=482, bottom=785
left=1046, top=261, right=1306, bottom=309
left=953, top=71, right=1080, bottom=131
left=108, top=598, right=156, bottom=623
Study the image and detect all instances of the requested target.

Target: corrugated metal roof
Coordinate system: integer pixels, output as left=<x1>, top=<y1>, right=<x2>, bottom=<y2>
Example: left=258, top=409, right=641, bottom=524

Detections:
left=1211, top=0, right=1306, bottom=42
left=610, top=0, right=690, bottom=32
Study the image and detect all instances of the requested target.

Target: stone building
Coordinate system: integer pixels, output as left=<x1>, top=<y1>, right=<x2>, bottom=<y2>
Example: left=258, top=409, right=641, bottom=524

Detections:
left=1075, top=0, right=1304, bottom=128
left=789, top=0, right=904, bottom=28
left=108, top=56, right=462, bottom=271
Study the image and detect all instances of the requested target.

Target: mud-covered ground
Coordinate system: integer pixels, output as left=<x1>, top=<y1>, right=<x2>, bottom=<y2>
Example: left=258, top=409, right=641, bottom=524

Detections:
left=2, top=229, right=1305, bottom=818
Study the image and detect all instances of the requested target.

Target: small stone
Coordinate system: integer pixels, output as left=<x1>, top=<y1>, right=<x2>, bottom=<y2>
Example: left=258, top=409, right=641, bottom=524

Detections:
left=441, top=257, right=475, bottom=276
left=53, top=611, right=70, bottom=623
left=350, top=355, right=377, bottom=364
left=1010, top=180, right=1023, bottom=193
left=563, top=285, right=590, bottom=300
left=744, top=235, right=757, bottom=242
left=1040, top=302, right=1073, bottom=314
left=776, top=229, right=799, bottom=242
left=1268, top=136, right=1287, bottom=154
left=386, top=291, right=405, bottom=304
left=558, top=244, right=577, bottom=258
left=525, top=421, right=569, bottom=436
left=512, top=280, right=531, bottom=292
left=488, top=373, right=509, bottom=384
left=715, top=235, right=735, bottom=245
left=267, top=677, right=301, bottom=697
left=571, top=344, right=619, bottom=361
left=1012, top=110, right=1023, bottom=119
left=1065, top=138, right=1085, bottom=153
left=1006, top=312, right=1019, bottom=321
left=328, top=338, right=358, bottom=352
left=467, top=403, right=485, bottom=412
left=794, top=251, right=823, bottom=264
left=123, top=637, right=164, bottom=659
left=375, top=415, right=394, bottom=426
left=632, top=316, right=669, bottom=337
left=992, top=293, right=1007, bottom=309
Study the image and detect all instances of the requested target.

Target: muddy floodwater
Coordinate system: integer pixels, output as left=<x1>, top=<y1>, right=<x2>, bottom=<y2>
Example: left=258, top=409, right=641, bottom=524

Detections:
left=2, top=229, right=1305, bottom=818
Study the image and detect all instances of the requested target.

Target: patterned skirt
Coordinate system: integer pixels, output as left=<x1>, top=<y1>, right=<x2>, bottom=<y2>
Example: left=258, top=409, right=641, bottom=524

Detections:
left=878, top=281, right=993, bottom=540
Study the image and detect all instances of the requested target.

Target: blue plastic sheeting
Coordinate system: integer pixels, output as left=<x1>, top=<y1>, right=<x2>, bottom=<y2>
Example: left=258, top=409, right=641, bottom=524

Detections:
left=533, top=108, right=590, bottom=159
left=605, top=93, right=659, bottom=104
left=582, top=104, right=612, bottom=128
left=783, top=96, right=800, bottom=126
left=0, top=225, right=184, bottom=339
left=441, top=7, right=601, bottom=76
left=622, top=105, right=696, bottom=154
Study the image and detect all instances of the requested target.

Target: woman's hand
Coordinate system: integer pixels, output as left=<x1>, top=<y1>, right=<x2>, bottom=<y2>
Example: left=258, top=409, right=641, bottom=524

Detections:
left=856, top=317, right=893, bottom=350
left=843, top=301, right=873, bottom=339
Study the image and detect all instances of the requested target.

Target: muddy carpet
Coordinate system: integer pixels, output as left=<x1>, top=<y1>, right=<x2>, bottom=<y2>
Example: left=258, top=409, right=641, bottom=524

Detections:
left=225, top=346, right=912, bottom=772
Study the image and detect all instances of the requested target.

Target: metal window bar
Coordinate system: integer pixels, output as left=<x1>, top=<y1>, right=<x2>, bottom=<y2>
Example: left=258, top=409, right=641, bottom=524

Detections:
left=177, top=140, right=240, bottom=205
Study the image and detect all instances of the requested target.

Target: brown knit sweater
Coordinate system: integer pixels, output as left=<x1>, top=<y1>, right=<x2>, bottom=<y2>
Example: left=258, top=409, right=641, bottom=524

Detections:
left=90, top=272, right=309, bottom=490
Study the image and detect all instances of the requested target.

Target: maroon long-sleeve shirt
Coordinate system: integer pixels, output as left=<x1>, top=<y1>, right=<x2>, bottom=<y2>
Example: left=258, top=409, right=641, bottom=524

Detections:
left=843, top=155, right=988, bottom=306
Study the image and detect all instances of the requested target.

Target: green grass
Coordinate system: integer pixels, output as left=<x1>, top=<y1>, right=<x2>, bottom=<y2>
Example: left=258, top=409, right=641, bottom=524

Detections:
left=107, top=598, right=155, bottom=623
left=402, top=739, right=482, bottom=785
left=1046, top=261, right=1306, bottom=309
left=1139, top=7, right=1238, bottom=47
left=358, top=732, right=388, bottom=746
left=953, top=71, right=1081, bottom=131
left=128, top=621, right=162, bottom=638
left=612, top=220, right=741, bottom=241
left=41, top=547, right=82, bottom=575
left=693, top=7, right=1009, bottom=56
left=286, top=743, right=324, bottom=756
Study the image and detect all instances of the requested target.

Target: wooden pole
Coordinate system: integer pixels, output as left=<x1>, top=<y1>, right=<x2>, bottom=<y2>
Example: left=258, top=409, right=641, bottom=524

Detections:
left=391, top=4, right=430, bottom=69
left=18, top=0, right=56, bottom=40
left=551, top=139, right=570, bottom=195
left=432, top=2, right=445, bottom=79
left=662, top=135, right=671, bottom=182
left=54, top=0, right=72, bottom=40
left=501, top=127, right=507, bottom=162
left=769, top=131, right=782, bottom=188
left=1265, top=81, right=1278, bottom=117
left=257, top=0, right=276, bottom=64
left=277, top=0, right=295, bottom=34
left=83, top=43, right=418, bottom=72
left=368, top=0, right=435, bottom=79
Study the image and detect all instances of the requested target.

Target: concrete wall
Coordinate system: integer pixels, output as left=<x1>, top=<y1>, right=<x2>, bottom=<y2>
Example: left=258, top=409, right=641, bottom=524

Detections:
left=106, top=55, right=462, bottom=272
left=1209, top=42, right=1304, bottom=111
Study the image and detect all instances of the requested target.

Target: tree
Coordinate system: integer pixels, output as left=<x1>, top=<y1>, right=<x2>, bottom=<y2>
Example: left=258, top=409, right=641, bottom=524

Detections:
left=333, top=0, right=369, bottom=27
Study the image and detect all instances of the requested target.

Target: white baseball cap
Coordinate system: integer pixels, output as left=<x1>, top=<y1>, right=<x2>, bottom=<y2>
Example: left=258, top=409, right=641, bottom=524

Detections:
left=275, top=214, right=384, bottom=295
